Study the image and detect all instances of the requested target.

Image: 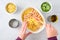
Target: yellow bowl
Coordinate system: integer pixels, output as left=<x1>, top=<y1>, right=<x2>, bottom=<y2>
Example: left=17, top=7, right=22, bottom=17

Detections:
left=5, top=2, right=17, bottom=14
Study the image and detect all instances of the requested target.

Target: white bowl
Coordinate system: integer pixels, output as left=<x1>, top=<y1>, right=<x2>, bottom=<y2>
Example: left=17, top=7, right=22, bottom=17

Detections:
left=20, top=7, right=46, bottom=33
left=5, top=2, right=17, bottom=14
left=40, top=1, right=52, bottom=13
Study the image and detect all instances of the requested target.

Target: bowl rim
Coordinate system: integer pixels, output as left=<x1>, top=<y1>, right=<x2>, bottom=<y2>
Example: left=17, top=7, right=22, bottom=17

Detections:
left=5, top=2, right=17, bottom=14
left=20, top=7, right=46, bottom=33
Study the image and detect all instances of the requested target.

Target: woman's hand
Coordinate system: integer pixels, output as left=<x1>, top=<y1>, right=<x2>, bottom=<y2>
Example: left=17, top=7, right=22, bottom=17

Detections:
left=18, top=22, right=32, bottom=40
left=46, top=24, right=58, bottom=38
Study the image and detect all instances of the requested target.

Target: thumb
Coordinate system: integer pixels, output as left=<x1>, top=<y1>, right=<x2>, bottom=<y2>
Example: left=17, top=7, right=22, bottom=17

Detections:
left=21, top=22, right=27, bottom=33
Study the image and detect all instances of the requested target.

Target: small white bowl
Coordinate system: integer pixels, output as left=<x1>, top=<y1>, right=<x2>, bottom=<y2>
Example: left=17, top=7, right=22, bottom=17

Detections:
left=40, top=1, right=52, bottom=13
left=20, top=7, right=46, bottom=33
left=5, top=2, right=17, bottom=14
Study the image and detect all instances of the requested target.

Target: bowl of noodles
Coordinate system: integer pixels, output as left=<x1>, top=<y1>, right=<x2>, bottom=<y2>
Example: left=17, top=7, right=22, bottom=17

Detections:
left=20, top=7, right=45, bottom=33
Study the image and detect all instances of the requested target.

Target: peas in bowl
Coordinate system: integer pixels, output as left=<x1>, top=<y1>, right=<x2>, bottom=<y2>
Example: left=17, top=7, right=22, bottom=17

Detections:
left=41, top=2, right=51, bottom=12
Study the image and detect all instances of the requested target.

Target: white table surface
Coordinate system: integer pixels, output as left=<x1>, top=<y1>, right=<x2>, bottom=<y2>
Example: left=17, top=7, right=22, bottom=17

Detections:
left=0, top=0, right=60, bottom=40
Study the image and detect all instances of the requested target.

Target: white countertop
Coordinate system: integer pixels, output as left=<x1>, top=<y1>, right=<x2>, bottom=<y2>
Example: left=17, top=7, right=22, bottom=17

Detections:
left=0, top=0, right=60, bottom=40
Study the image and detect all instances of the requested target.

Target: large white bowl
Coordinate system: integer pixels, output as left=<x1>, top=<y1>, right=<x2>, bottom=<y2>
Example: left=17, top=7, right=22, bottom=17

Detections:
left=20, top=7, right=46, bottom=33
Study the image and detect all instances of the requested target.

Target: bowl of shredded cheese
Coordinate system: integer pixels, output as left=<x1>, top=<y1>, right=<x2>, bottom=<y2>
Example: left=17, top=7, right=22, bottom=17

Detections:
left=5, top=2, right=17, bottom=14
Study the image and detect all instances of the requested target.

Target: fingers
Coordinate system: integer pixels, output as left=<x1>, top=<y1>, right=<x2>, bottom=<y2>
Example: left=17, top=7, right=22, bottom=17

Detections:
left=46, top=24, right=51, bottom=29
left=46, top=24, right=55, bottom=30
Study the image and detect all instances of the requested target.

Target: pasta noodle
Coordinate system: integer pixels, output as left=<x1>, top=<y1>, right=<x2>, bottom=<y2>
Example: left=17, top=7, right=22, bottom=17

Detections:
left=22, top=8, right=44, bottom=32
